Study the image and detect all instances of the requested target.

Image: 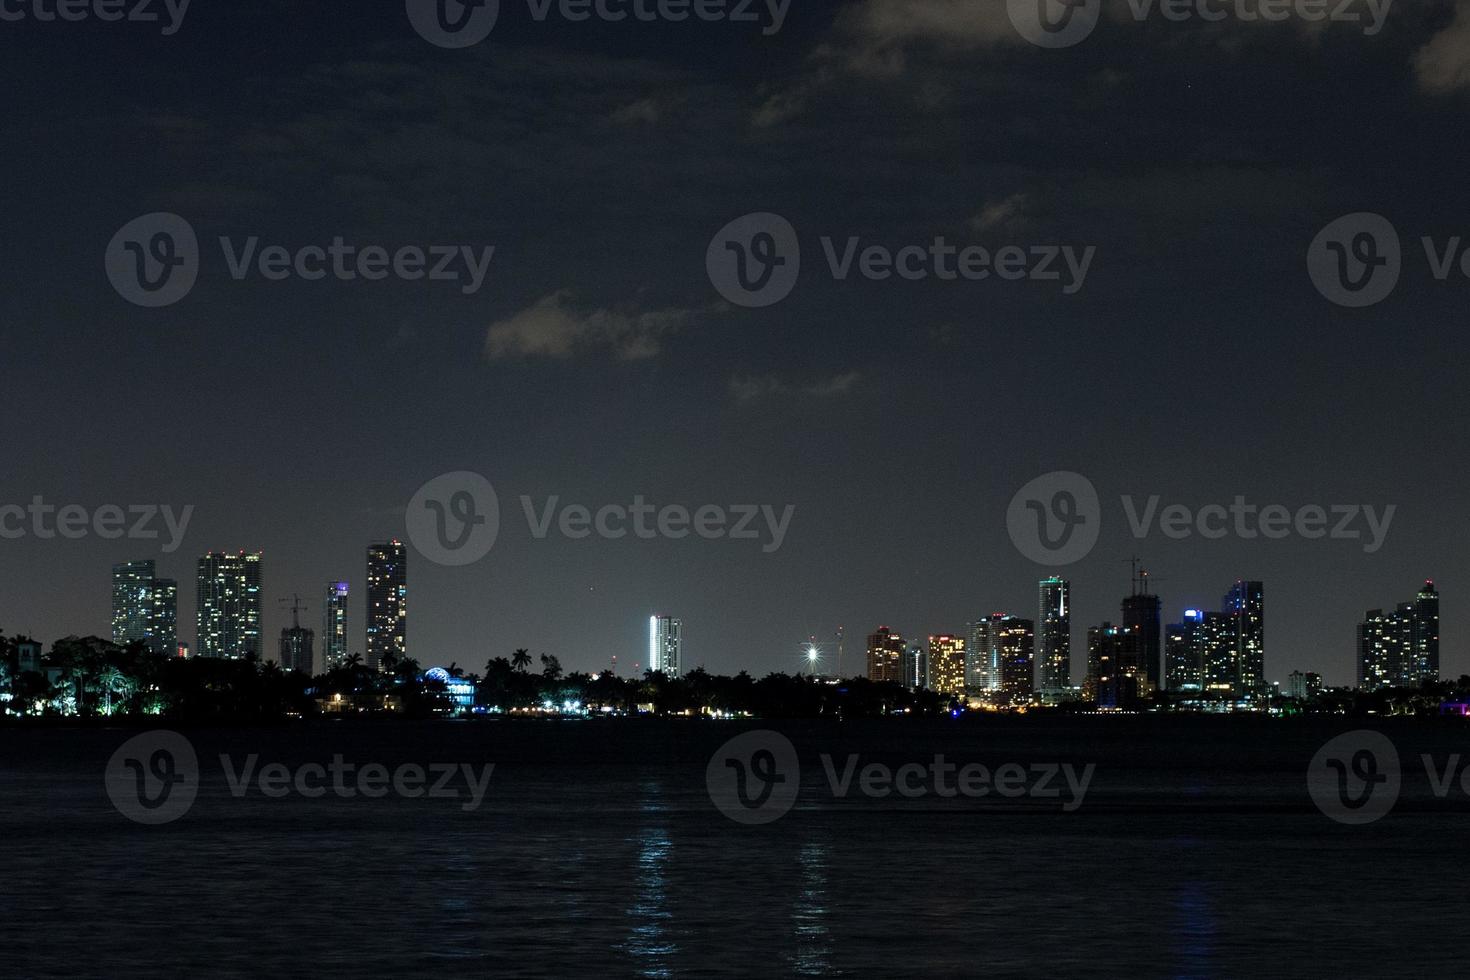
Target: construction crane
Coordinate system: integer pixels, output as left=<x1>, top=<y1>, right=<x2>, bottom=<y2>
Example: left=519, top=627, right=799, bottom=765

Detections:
left=278, top=594, right=310, bottom=630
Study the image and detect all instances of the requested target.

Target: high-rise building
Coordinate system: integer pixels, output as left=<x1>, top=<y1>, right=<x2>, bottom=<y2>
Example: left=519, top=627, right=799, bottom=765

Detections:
left=966, top=615, right=1034, bottom=702
left=279, top=624, right=315, bottom=674
left=1414, top=580, right=1440, bottom=681
left=866, top=627, right=904, bottom=684
left=111, top=560, right=155, bottom=649
left=366, top=541, right=407, bottom=671
left=1038, top=577, right=1071, bottom=690
left=904, top=642, right=929, bottom=690
left=1121, top=573, right=1162, bottom=695
left=649, top=615, right=682, bottom=677
left=150, top=578, right=177, bottom=658
left=1285, top=671, right=1323, bottom=700
left=1359, top=581, right=1440, bottom=691
left=1165, top=609, right=1206, bottom=693
left=995, top=617, right=1035, bottom=703
left=323, top=581, right=350, bottom=671
left=1222, top=580, right=1265, bottom=696
left=926, top=634, right=965, bottom=696
left=966, top=617, right=1000, bottom=693
left=196, top=552, right=263, bottom=659
left=1086, top=622, right=1124, bottom=706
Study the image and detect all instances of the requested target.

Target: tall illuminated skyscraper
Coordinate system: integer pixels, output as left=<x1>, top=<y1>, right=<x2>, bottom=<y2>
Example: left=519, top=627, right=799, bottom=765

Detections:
left=967, top=615, right=1035, bottom=702
left=926, top=634, right=965, bottom=696
left=366, top=541, right=407, bottom=671
left=649, top=615, right=682, bottom=678
left=323, top=581, right=349, bottom=671
left=1222, top=580, right=1265, bottom=696
left=1358, top=580, right=1439, bottom=691
left=1121, top=568, right=1162, bottom=695
left=866, top=627, right=904, bottom=684
left=196, top=552, right=262, bottom=659
left=111, top=560, right=155, bottom=649
left=150, top=578, right=177, bottom=658
left=1038, top=577, right=1071, bottom=690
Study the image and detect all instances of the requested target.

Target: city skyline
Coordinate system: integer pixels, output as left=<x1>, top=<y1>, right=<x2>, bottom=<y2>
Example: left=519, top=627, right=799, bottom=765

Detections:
left=55, top=547, right=1452, bottom=694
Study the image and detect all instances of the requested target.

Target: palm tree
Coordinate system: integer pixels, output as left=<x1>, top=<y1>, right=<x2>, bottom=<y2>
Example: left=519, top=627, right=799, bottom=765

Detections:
left=540, top=654, right=563, bottom=682
left=345, top=652, right=363, bottom=669
left=511, top=648, right=532, bottom=673
left=447, top=661, right=465, bottom=679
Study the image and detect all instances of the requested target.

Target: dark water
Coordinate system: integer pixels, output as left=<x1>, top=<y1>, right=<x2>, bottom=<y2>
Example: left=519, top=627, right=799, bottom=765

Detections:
left=4, top=717, right=1468, bottom=978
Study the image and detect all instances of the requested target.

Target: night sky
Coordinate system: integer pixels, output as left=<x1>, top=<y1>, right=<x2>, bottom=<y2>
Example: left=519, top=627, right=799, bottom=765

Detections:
left=3, top=0, right=1469, bottom=686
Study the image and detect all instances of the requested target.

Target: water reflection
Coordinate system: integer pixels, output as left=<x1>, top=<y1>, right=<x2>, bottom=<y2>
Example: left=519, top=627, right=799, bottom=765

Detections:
left=1172, top=881, right=1218, bottom=979
left=625, top=781, right=676, bottom=977
left=791, top=840, right=832, bottom=976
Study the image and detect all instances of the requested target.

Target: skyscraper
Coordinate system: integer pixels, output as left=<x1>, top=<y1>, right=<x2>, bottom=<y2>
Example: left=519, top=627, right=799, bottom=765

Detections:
left=111, top=560, right=155, bottom=649
left=150, top=578, right=177, bottom=658
left=323, top=581, right=349, bottom=671
left=1358, top=581, right=1440, bottom=691
left=1165, top=609, right=1206, bottom=693
left=904, top=642, right=929, bottom=690
left=966, top=615, right=1034, bottom=703
left=649, top=614, right=682, bottom=677
left=926, top=634, right=965, bottom=696
left=1038, top=576, right=1071, bottom=690
left=994, top=617, right=1035, bottom=704
left=279, top=623, right=315, bottom=674
left=1121, top=568, right=1162, bottom=695
left=866, top=627, right=904, bottom=684
left=966, top=617, right=1000, bottom=693
left=366, top=541, right=407, bottom=671
left=196, top=552, right=263, bottom=659
left=1222, top=580, right=1265, bottom=696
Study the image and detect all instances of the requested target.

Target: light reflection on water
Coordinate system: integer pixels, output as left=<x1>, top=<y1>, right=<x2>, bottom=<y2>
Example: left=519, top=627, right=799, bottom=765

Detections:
left=624, top=780, right=676, bottom=977
left=791, top=840, right=833, bottom=976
